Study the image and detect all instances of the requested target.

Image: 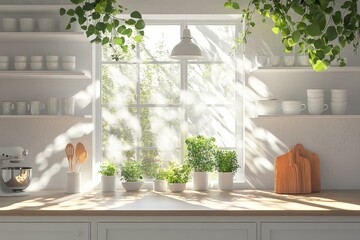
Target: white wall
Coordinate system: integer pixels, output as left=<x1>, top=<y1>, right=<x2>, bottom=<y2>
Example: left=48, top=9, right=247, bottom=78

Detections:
left=1, top=0, right=359, bottom=190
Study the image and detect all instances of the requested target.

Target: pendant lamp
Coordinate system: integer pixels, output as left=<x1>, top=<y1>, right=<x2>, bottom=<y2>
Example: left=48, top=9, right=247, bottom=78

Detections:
left=170, top=27, right=202, bottom=60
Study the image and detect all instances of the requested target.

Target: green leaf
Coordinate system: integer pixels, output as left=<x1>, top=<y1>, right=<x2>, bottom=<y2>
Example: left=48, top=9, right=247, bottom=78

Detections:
left=75, top=6, right=85, bottom=17
left=339, top=36, right=346, bottom=47
left=114, top=37, right=125, bottom=46
left=249, top=22, right=255, bottom=27
left=71, top=0, right=85, bottom=4
left=125, top=19, right=136, bottom=25
left=66, top=9, right=75, bottom=16
left=326, top=26, right=337, bottom=41
left=272, top=27, right=280, bottom=34
left=78, top=16, right=87, bottom=25
left=121, top=28, right=133, bottom=37
left=292, top=31, right=301, bottom=43
left=291, top=3, right=305, bottom=15
left=224, top=1, right=232, bottom=8
left=102, top=37, right=109, bottom=45
left=103, top=14, right=110, bottom=22
left=263, top=4, right=272, bottom=11
left=66, top=23, right=71, bottom=30
left=336, top=26, right=343, bottom=34
left=297, top=22, right=307, bottom=31
left=130, top=11, right=142, bottom=19
left=86, top=24, right=95, bottom=37
left=319, top=0, right=329, bottom=10
left=231, top=2, right=240, bottom=9
left=96, top=22, right=106, bottom=32
left=135, top=19, right=145, bottom=30
left=139, top=30, right=145, bottom=36
left=91, top=12, right=101, bottom=20
left=106, top=23, right=113, bottom=32
left=133, top=34, right=143, bottom=43
left=83, top=2, right=94, bottom=11
left=341, top=1, right=352, bottom=9
left=332, top=11, right=342, bottom=25
left=307, top=23, right=322, bottom=36
left=69, top=17, right=77, bottom=23
left=60, top=8, right=66, bottom=16
left=117, top=25, right=126, bottom=34
left=313, top=59, right=329, bottom=72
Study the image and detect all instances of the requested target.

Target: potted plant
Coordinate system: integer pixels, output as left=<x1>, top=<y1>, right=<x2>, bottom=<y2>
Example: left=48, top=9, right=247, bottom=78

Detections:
left=153, top=168, right=168, bottom=192
left=166, top=164, right=191, bottom=193
left=60, top=0, right=145, bottom=61
left=119, top=160, right=143, bottom=192
left=224, top=0, right=360, bottom=72
left=215, top=150, right=239, bottom=191
left=185, top=135, right=217, bottom=191
left=98, top=161, right=118, bottom=192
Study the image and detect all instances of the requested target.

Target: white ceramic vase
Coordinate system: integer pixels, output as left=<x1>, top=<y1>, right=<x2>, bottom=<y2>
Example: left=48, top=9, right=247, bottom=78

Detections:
left=153, top=179, right=168, bottom=192
left=193, top=172, right=208, bottom=191
left=101, top=175, right=116, bottom=192
left=168, top=183, right=186, bottom=193
left=218, top=172, right=234, bottom=191
left=66, top=172, right=81, bottom=194
left=122, top=181, right=143, bottom=192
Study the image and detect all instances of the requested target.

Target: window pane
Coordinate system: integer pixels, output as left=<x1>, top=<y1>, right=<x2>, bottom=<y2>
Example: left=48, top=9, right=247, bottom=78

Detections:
left=140, top=63, right=181, bottom=104
left=102, top=64, right=137, bottom=105
left=187, top=63, right=235, bottom=104
left=140, top=107, right=181, bottom=148
left=189, top=25, right=236, bottom=61
left=140, top=25, right=181, bottom=61
left=102, top=107, right=138, bottom=160
left=187, top=106, right=235, bottom=147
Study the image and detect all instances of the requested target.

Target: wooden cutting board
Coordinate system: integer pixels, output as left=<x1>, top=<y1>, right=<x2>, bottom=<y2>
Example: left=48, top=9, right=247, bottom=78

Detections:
left=274, top=151, right=300, bottom=194
left=292, top=148, right=312, bottom=194
left=294, top=143, right=321, bottom=193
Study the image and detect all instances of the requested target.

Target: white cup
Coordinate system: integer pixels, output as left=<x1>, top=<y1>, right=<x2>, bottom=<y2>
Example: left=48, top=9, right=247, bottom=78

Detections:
left=331, top=89, right=347, bottom=97
left=38, top=18, right=56, bottom=32
left=308, top=102, right=328, bottom=115
left=16, top=101, right=29, bottom=115
left=269, top=56, right=281, bottom=67
left=66, top=172, right=81, bottom=193
left=47, top=97, right=58, bottom=115
left=256, top=99, right=280, bottom=115
left=2, top=18, right=17, bottom=32
left=30, top=56, right=43, bottom=62
left=283, top=56, right=295, bottom=67
left=62, top=56, right=76, bottom=62
left=62, top=62, right=75, bottom=71
left=255, top=56, right=268, bottom=67
left=307, top=89, right=324, bottom=97
left=2, top=101, right=14, bottom=115
left=298, top=55, right=309, bottom=66
left=15, top=56, right=27, bottom=62
left=63, top=97, right=75, bottom=115
left=47, top=61, right=59, bottom=70
left=30, top=101, right=45, bottom=115
left=15, top=62, right=27, bottom=71
left=281, top=101, right=306, bottom=115
left=46, top=55, right=59, bottom=62
left=331, top=101, right=347, bottom=115
left=19, top=18, right=35, bottom=32
left=31, top=62, right=43, bottom=70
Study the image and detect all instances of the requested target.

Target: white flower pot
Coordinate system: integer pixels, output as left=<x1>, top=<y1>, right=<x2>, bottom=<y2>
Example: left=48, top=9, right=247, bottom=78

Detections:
left=193, top=171, right=208, bottom=191
left=153, top=179, right=168, bottom=192
left=168, top=183, right=186, bottom=193
left=218, top=172, right=234, bottom=191
left=122, top=181, right=143, bottom=192
left=101, top=175, right=116, bottom=192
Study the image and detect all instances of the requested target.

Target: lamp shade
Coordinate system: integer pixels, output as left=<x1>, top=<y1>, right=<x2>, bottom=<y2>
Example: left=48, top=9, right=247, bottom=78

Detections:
left=170, top=28, right=202, bottom=60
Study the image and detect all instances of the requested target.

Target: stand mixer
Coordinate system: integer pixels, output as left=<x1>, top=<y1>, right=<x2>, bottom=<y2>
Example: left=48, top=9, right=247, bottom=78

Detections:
left=0, top=146, right=31, bottom=196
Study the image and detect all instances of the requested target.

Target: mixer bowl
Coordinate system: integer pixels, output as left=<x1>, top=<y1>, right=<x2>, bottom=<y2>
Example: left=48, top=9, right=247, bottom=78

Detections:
left=1, top=167, right=31, bottom=192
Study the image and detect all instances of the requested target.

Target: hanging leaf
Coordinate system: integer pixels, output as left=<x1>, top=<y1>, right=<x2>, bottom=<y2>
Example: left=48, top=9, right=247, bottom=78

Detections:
left=326, top=26, right=337, bottom=41
left=135, top=20, right=145, bottom=30
left=130, top=11, right=142, bottom=19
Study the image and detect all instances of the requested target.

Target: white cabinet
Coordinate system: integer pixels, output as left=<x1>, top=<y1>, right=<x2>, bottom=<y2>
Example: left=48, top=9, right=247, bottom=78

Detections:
left=261, top=222, right=360, bottom=240
left=98, top=222, right=256, bottom=240
left=0, top=222, right=90, bottom=240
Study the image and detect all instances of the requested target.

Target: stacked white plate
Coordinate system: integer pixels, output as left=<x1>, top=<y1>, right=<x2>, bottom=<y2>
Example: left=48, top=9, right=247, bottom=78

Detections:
left=331, top=89, right=347, bottom=115
left=0, top=56, right=9, bottom=70
left=307, top=89, right=328, bottom=114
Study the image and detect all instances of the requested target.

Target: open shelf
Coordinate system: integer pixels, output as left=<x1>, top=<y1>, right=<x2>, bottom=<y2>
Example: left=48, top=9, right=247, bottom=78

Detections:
left=252, top=66, right=360, bottom=73
left=0, top=32, right=86, bottom=43
left=0, top=115, right=92, bottom=119
left=0, top=71, right=90, bottom=80
left=253, top=115, right=360, bottom=119
left=0, top=5, right=71, bottom=13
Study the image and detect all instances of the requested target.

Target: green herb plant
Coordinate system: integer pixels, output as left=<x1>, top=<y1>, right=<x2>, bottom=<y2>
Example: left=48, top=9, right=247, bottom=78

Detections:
left=60, top=0, right=145, bottom=61
left=215, top=150, right=239, bottom=173
left=185, top=135, right=217, bottom=172
left=119, top=160, right=143, bottom=182
left=98, top=161, right=118, bottom=176
left=154, top=168, right=168, bottom=180
left=166, top=164, right=191, bottom=184
left=224, top=0, right=360, bottom=72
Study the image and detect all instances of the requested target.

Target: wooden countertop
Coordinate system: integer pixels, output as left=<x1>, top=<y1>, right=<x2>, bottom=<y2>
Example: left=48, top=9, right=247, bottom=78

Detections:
left=0, top=189, right=360, bottom=216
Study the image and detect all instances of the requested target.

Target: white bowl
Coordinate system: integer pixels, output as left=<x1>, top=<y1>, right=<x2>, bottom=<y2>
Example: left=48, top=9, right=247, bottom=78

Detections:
left=255, top=56, right=268, bottom=67
left=0, top=56, right=9, bottom=62
left=62, top=62, right=75, bottom=71
left=38, top=18, right=56, bottom=32
left=2, top=18, right=17, bottom=32
left=0, top=62, right=9, bottom=70
left=269, top=56, right=281, bottom=67
left=15, top=56, right=27, bottom=62
left=15, top=62, right=27, bottom=71
left=256, top=100, right=280, bottom=115
left=281, top=101, right=306, bottom=115
left=62, top=56, right=76, bottom=62
left=283, top=56, right=295, bottom=66
left=331, top=89, right=347, bottom=97
left=46, top=55, right=59, bottom=62
left=46, top=61, right=59, bottom=70
left=307, top=89, right=324, bottom=97
left=30, top=56, right=43, bottom=62
left=31, top=62, right=43, bottom=70
left=19, top=18, right=35, bottom=32
left=122, top=181, right=143, bottom=192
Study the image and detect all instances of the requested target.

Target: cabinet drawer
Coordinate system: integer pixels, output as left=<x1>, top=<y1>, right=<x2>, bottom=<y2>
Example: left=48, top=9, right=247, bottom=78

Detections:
left=0, top=222, right=90, bottom=240
left=261, top=222, right=360, bottom=240
left=99, top=222, right=256, bottom=240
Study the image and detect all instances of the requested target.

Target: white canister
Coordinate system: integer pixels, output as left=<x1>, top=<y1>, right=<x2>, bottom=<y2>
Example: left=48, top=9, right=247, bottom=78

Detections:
left=30, top=101, right=45, bottom=115
left=66, top=172, right=81, bottom=193
left=63, top=97, right=75, bottom=115
left=16, top=101, right=29, bottom=115
left=19, top=18, right=35, bottom=32
left=46, top=97, right=58, bottom=115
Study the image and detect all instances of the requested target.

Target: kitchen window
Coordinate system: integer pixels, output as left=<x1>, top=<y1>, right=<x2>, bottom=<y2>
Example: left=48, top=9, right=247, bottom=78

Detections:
left=99, top=18, right=244, bottom=181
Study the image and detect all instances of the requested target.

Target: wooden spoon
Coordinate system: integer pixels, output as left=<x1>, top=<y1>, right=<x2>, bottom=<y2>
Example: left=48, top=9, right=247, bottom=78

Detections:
left=65, top=143, right=74, bottom=172
left=75, top=143, right=87, bottom=172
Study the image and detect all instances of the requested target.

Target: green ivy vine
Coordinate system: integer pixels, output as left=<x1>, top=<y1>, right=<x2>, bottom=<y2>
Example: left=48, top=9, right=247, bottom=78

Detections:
left=60, top=0, right=145, bottom=61
left=225, top=0, right=360, bottom=72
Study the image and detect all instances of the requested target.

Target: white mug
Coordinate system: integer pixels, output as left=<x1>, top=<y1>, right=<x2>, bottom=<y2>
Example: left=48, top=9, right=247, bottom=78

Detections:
left=308, top=102, right=328, bottom=115
left=63, top=97, right=75, bottom=115
left=47, top=97, right=58, bottom=115
left=2, top=18, right=17, bottom=32
left=16, top=101, right=29, bottom=115
left=331, top=101, right=347, bottom=115
left=281, top=101, right=306, bottom=115
left=30, top=101, right=45, bottom=115
left=2, top=101, right=14, bottom=115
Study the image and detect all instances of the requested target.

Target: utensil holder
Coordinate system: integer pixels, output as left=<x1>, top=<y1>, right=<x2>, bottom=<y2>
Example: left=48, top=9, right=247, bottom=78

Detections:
left=66, top=172, right=81, bottom=193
